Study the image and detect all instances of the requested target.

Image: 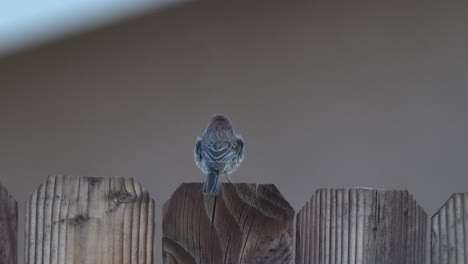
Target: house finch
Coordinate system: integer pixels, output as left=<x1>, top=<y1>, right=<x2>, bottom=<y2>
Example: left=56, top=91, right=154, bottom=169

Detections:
left=194, top=114, right=244, bottom=195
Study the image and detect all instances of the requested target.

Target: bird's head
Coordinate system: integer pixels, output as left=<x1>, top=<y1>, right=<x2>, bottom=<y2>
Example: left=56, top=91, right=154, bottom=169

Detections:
left=211, top=114, right=230, bottom=124
left=206, top=114, right=234, bottom=135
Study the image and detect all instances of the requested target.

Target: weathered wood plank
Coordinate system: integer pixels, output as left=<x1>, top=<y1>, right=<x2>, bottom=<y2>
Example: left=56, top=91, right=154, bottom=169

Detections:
left=25, top=175, right=155, bottom=264
left=162, top=183, right=295, bottom=264
left=431, top=193, right=468, bottom=264
left=0, top=183, right=17, bottom=264
left=296, top=188, right=427, bottom=264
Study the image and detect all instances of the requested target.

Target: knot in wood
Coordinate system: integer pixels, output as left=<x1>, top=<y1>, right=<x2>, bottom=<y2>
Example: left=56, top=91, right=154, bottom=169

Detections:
left=403, top=208, right=409, bottom=216
left=114, top=192, right=136, bottom=204
left=69, top=215, right=86, bottom=226
left=88, top=177, right=103, bottom=186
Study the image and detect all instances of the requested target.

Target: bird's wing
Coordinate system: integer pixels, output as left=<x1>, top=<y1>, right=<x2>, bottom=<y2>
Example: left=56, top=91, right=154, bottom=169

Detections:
left=194, top=137, right=208, bottom=173
left=217, top=136, right=244, bottom=174
left=201, top=141, right=237, bottom=169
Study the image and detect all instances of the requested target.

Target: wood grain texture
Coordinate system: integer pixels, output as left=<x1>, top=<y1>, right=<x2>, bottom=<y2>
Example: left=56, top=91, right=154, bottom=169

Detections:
left=0, top=183, right=17, bottom=264
left=25, top=175, right=155, bottom=264
left=296, top=188, right=427, bottom=264
left=431, top=193, right=468, bottom=264
left=162, top=183, right=295, bottom=264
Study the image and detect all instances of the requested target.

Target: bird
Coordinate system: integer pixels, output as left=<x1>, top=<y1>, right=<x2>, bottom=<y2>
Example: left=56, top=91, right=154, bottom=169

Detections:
left=194, top=114, right=244, bottom=195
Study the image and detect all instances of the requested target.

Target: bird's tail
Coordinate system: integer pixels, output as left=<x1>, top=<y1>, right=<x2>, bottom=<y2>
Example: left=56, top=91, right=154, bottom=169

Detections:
left=203, top=170, right=220, bottom=195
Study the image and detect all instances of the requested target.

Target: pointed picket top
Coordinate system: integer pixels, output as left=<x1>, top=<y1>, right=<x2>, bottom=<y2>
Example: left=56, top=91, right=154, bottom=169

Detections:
left=296, top=188, right=427, bottom=264
left=162, top=182, right=295, bottom=264
left=25, top=175, right=155, bottom=264
left=0, top=183, right=18, bottom=264
left=431, top=193, right=468, bottom=264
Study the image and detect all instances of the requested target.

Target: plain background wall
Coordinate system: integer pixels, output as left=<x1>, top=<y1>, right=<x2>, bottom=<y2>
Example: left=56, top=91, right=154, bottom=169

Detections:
left=1, top=0, right=468, bottom=262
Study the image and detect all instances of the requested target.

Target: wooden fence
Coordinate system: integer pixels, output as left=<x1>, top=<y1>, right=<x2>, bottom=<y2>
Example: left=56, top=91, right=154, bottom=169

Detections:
left=25, top=176, right=154, bottom=264
left=296, top=189, right=427, bottom=264
left=0, top=183, right=17, bottom=264
left=162, top=183, right=294, bottom=264
left=0, top=176, right=466, bottom=263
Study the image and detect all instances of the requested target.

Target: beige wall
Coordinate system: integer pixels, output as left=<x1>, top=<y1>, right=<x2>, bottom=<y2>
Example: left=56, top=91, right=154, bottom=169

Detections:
left=1, top=0, right=468, bottom=262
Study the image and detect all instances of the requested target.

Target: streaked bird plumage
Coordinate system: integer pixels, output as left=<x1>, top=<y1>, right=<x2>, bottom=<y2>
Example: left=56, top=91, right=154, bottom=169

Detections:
left=194, top=114, right=244, bottom=195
